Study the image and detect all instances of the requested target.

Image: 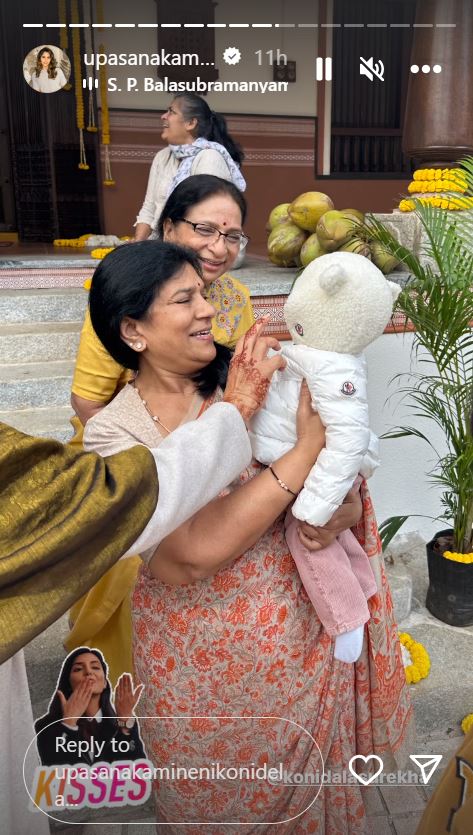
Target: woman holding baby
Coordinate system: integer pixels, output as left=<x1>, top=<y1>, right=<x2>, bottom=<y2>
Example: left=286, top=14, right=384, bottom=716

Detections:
left=80, top=232, right=414, bottom=832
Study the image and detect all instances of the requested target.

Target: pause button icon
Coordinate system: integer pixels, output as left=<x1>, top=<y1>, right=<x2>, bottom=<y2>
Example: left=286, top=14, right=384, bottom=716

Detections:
left=316, top=57, right=332, bottom=81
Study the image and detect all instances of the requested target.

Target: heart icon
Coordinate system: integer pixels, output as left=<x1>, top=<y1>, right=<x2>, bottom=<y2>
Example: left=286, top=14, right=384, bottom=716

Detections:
left=348, top=755, right=384, bottom=786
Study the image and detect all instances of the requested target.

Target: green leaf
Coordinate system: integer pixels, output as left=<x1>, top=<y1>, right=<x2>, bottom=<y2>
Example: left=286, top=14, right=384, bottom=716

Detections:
left=379, top=516, right=410, bottom=551
left=370, top=157, right=473, bottom=553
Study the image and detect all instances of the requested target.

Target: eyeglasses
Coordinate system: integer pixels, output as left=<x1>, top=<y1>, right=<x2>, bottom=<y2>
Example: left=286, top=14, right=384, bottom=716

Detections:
left=177, top=218, right=249, bottom=248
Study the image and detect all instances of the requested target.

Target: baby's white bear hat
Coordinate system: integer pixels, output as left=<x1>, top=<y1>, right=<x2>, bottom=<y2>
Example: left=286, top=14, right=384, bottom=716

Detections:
left=284, top=251, right=401, bottom=355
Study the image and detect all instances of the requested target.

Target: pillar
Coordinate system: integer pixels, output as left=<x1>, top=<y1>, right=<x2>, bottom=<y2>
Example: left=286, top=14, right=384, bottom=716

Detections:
left=402, top=0, right=473, bottom=165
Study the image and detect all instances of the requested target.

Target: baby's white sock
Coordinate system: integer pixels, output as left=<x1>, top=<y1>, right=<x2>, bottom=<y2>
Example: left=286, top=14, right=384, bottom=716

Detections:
left=334, top=625, right=364, bottom=663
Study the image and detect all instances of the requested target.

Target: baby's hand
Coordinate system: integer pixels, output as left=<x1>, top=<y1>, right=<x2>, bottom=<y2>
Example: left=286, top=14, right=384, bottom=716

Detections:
left=297, top=486, right=362, bottom=551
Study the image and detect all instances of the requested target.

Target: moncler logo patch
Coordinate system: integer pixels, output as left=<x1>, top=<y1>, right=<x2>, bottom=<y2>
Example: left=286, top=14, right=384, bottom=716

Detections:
left=294, top=323, right=304, bottom=336
left=341, top=381, right=356, bottom=396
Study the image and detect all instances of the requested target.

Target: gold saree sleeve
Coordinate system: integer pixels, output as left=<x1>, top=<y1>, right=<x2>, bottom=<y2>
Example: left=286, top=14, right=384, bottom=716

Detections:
left=0, top=422, right=158, bottom=662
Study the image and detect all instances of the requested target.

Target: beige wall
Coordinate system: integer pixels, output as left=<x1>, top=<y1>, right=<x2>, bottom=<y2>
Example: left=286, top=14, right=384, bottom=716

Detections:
left=100, top=0, right=319, bottom=116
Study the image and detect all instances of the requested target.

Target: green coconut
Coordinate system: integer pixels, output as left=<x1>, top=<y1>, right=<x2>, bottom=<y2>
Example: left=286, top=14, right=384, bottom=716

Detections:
left=316, top=210, right=359, bottom=252
left=288, top=192, right=334, bottom=232
left=268, top=251, right=298, bottom=267
left=266, top=203, right=291, bottom=232
left=339, top=237, right=372, bottom=259
left=300, top=233, right=326, bottom=267
left=267, top=222, right=307, bottom=267
left=340, top=208, right=365, bottom=223
left=370, top=241, right=400, bottom=274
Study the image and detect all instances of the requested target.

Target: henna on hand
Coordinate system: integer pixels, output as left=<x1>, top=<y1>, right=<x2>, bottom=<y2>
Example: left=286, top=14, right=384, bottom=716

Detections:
left=224, top=319, right=285, bottom=423
left=224, top=352, right=271, bottom=423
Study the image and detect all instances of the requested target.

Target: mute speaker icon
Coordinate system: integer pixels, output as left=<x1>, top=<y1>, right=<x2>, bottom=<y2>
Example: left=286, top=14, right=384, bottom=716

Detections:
left=359, top=56, right=385, bottom=82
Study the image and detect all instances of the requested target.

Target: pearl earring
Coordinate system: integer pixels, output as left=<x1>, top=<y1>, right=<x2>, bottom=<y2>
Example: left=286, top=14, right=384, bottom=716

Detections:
left=135, top=342, right=143, bottom=350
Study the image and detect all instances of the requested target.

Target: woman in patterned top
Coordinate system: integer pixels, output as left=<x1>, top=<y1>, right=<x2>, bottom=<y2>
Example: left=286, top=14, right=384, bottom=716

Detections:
left=82, top=240, right=414, bottom=832
left=67, top=175, right=255, bottom=682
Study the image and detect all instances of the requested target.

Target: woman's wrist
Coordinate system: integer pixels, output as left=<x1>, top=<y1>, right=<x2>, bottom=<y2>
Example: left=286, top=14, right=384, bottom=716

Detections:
left=268, top=465, right=298, bottom=497
left=61, top=718, right=78, bottom=729
left=294, top=436, right=325, bottom=468
left=272, top=446, right=314, bottom=496
left=292, top=439, right=321, bottom=471
left=133, top=223, right=152, bottom=241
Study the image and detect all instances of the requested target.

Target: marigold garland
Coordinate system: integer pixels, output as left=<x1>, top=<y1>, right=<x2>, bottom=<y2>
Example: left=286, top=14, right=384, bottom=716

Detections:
left=400, top=167, right=472, bottom=212
left=98, top=42, right=115, bottom=186
left=443, top=551, right=473, bottom=564
left=83, top=5, right=97, bottom=133
left=462, top=714, right=473, bottom=734
left=71, top=0, right=88, bottom=170
left=399, top=632, right=430, bottom=684
left=91, top=247, right=115, bottom=259
left=413, top=167, right=467, bottom=184
left=55, top=235, right=130, bottom=254
left=399, top=196, right=473, bottom=212
left=53, top=234, right=95, bottom=247
left=58, top=0, right=68, bottom=50
left=407, top=180, right=466, bottom=194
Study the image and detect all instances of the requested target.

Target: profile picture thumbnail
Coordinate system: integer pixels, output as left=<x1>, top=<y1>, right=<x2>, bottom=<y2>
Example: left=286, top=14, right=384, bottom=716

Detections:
left=23, top=44, right=71, bottom=93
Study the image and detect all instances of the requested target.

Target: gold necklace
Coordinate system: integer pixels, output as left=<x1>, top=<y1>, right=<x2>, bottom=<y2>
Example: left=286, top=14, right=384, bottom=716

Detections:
left=132, top=379, right=172, bottom=435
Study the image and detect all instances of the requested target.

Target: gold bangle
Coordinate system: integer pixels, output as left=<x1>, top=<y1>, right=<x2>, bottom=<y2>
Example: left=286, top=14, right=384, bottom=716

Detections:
left=269, top=465, right=298, bottom=498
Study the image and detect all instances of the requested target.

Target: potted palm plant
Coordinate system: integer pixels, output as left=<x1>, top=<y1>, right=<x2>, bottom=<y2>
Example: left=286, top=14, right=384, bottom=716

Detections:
left=365, top=158, right=473, bottom=626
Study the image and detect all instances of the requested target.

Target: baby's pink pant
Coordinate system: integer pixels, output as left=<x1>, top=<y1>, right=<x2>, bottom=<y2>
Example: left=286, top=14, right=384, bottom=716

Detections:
left=284, top=509, right=378, bottom=637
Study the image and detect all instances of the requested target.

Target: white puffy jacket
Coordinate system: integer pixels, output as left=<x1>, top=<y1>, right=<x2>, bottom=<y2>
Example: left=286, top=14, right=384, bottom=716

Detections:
left=249, top=343, right=379, bottom=527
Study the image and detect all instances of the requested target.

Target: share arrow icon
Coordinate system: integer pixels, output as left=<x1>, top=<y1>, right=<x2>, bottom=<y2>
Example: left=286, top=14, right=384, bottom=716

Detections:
left=409, top=754, right=443, bottom=784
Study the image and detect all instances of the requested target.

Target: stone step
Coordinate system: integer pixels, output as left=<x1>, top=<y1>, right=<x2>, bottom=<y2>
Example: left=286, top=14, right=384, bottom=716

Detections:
left=0, top=287, right=87, bottom=324
left=385, top=569, right=413, bottom=624
left=0, top=406, right=74, bottom=441
left=0, top=359, right=74, bottom=409
left=0, top=321, right=82, bottom=363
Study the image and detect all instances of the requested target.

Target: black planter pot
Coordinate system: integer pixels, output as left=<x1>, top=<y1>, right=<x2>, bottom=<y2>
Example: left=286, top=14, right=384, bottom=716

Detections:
left=426, top=528, right=473, bottom=626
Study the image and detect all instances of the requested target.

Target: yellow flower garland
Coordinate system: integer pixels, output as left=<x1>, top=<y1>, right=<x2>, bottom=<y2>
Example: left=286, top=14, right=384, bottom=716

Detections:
left=90, top=239, right=130, bottom=258
left=53, top=234, right=95, bottom=247
left=58, top=0, right=68, bottom=51
left=443, top=551, right=473, bottom=564
left=55, top=235, right=130, bottom=253
left=83, top=4, right=98, bottom=133
left=400, top=167, right=472, bottom=212
left=399, top=631, right=430, bottom=684
left=407, top=180, right=466, bottom=194
left=413, top=167, right=467, bottom=184
left=399, top=196, right=473, bottom=212
left=71, top=0, right=88, bottom=170
left=98, top=42, right=115, bottom=186
left=91, top=247, right=115, bottom=259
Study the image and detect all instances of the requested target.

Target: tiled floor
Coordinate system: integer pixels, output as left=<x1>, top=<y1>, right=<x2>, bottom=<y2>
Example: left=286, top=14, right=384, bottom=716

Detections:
left=49, top=788, right=430, bottom=834
left=364, top=784, right=429, bottom=834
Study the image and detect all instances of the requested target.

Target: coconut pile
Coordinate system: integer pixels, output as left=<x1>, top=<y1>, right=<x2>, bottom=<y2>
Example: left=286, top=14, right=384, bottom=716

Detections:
left=266, top=192, right=399, bottom=274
